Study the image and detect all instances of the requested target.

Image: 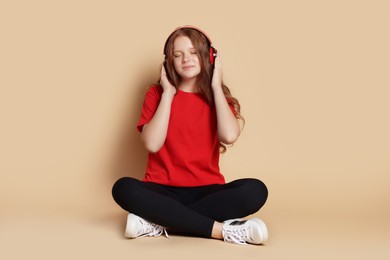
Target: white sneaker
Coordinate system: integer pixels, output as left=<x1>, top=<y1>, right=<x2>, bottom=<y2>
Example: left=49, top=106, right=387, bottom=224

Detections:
left=222, top=218, right=268, bottom=245
left=124, top=213, right=169, bottom=239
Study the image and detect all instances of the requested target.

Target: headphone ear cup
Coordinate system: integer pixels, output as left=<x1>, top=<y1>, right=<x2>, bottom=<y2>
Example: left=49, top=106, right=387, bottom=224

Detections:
left=209, top=47, right=217, bottom=65
left=209, top=47, right=215, bottom=65
left=163, top=56, right=168, bottom=72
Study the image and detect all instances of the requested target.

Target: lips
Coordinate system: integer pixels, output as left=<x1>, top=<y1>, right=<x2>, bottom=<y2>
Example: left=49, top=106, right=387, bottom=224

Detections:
left=182, top=65, right=195, bottom=70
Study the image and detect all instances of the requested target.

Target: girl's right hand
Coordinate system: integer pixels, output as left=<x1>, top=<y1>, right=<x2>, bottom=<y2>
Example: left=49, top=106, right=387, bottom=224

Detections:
left=160, top=65, right=177, bottom=96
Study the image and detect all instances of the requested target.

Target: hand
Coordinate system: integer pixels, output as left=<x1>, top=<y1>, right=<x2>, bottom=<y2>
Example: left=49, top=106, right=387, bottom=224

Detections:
left=211, top=53, right=223, bottom=90
left=160, top=65, right=177, bottom=96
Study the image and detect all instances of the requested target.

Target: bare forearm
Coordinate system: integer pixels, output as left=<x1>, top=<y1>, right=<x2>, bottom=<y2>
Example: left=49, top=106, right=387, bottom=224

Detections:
left=212, top=86, right=240, bottom=144
left=141, top=92, right=174, bottom=153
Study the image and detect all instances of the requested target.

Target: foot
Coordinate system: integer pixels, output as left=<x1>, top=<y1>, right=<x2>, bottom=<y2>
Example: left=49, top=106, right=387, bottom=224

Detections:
left=222, top=218, right=268, bottom=245
left=124, top=213, right=169, bottom=239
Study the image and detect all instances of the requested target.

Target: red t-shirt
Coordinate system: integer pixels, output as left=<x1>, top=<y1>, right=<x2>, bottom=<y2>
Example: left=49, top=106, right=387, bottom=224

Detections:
left=136, top=85, right=226, bottom=187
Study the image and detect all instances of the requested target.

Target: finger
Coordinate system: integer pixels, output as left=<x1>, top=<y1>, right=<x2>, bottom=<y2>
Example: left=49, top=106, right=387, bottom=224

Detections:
left=218, top=52, right=222, bottom=64
left=216, top=55, right=222, bottom=70
left=161, top=65, right=167, bottom=76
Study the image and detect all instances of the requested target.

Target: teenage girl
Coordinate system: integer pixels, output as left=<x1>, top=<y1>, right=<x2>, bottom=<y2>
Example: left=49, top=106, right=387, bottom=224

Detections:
left=112, top=26, right=269, bottom=245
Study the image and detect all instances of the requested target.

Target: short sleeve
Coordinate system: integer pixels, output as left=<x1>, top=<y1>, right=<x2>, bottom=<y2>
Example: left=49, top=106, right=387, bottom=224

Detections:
left=136, top=85, right=163, bottom=132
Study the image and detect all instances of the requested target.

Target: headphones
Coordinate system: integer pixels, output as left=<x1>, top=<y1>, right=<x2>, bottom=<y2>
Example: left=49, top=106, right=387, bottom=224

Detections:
left=163, top=25, right=217, bottom=66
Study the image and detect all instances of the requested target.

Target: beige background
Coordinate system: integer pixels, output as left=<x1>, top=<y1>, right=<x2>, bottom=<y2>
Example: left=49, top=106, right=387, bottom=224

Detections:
left=1, top=0, right=389, bottom=259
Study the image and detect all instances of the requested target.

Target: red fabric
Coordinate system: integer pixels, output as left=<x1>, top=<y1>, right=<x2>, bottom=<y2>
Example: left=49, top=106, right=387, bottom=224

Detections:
left=136, top=85, right=231, bottom=187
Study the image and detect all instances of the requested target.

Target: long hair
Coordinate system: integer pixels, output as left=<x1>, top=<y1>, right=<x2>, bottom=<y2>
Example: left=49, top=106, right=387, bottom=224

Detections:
left=161, top=27, right=244, bottom=153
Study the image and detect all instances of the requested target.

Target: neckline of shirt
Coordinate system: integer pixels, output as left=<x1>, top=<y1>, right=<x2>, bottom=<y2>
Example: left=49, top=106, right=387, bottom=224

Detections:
left=178, top=89, right=201, bottom=95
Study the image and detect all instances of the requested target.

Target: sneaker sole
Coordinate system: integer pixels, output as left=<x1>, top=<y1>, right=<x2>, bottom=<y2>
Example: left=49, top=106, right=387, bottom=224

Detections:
left=124, top=213, right=139, bottom=238
left=251, top=218, right=269, bottom=243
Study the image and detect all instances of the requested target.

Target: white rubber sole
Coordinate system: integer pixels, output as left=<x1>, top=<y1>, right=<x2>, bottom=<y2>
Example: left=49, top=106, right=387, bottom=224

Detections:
left=124, top=213, right=139, bottom=238
left=251, top=218, right=269, bottom=243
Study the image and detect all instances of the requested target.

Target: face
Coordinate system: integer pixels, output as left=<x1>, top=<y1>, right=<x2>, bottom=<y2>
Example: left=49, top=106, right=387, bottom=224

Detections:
left=172, top=36, right=201, bottom=81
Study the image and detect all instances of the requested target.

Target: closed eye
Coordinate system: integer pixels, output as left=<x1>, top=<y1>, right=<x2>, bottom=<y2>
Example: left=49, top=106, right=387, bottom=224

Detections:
left=173, top=48, right=197, bottom=58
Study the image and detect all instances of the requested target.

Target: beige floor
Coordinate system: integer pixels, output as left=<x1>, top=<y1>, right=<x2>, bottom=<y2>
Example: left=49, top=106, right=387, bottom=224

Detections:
left=1, top=205, right=389, bottom=260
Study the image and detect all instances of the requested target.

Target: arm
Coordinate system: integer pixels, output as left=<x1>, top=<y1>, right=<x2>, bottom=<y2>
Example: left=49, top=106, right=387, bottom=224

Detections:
left=141, top=66, right=176, bottom=153
left=211, top=54, right=241, bottom=144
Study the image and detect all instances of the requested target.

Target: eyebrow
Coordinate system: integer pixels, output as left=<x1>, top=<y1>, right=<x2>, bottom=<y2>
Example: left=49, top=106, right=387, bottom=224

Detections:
left=173, top=47, right=196, bottom=53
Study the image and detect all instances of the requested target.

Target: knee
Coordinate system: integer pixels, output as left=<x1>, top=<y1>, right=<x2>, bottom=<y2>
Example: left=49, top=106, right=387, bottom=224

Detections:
left=251, top=178, right=268, bottom=198
left=111, top=177, right=138, bottom=203
left=242, top=178, right=269, bottom=213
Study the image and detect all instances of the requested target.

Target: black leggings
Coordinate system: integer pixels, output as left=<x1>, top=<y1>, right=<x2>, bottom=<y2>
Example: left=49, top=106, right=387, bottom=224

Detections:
left=111, top=177, right=268, bottom=238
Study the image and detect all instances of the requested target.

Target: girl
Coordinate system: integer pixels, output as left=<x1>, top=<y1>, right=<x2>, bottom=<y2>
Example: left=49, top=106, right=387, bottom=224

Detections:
left=112, top=26, right=269, bottom=245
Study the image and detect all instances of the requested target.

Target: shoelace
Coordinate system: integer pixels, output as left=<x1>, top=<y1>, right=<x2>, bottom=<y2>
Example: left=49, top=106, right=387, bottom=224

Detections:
left=138, top=219, right=169, bottom=239
left=222, top=226, right=250, bottom=245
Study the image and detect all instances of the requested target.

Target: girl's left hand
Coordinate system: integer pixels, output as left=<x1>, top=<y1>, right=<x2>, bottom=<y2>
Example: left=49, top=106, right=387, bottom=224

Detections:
left=211, top=53, right=223, bottom=90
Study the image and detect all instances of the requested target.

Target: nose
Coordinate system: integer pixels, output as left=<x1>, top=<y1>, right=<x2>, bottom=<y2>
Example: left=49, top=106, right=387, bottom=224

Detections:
left=182, top=53, right=191, bottom=63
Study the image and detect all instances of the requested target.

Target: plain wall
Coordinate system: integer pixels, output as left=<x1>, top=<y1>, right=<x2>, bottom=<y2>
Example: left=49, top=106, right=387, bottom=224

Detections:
left=1, top=0, right=389, bottom=227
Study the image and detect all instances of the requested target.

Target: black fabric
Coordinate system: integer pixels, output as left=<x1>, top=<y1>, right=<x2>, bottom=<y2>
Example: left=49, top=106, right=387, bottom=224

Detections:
left=112, top=177, right=268, bottom=238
